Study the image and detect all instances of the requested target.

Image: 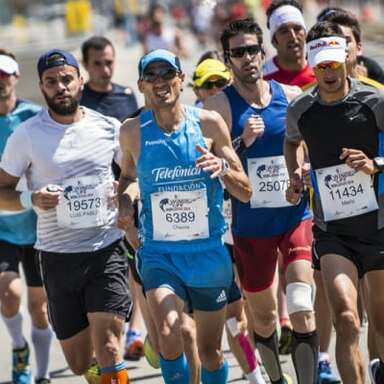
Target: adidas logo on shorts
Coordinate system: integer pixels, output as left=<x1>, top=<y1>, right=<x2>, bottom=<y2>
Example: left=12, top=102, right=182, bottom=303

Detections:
left=216, top=290, right=227, bottom=303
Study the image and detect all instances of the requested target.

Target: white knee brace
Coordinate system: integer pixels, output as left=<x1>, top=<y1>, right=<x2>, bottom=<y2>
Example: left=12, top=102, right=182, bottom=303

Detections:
left=286, top=282, right=314, bottom=315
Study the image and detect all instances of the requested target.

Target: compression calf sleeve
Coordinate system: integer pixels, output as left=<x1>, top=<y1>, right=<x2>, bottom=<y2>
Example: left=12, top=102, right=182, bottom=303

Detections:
left=254, top=330, right=284, bottom=383
left=31, top=325, right=53, bottom=380
left=291, top=330, right=319, bottom=384
left=201, top=359, right=229, bottom=384
left=160, top=353, right=189, bottom=384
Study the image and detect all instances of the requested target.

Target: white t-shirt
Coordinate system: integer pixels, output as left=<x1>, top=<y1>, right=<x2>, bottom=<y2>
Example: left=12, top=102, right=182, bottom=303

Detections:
left=1, top=107, right=123, bottom=253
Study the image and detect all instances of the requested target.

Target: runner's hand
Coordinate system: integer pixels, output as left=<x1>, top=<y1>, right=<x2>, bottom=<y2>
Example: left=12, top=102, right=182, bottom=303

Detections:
left=32, top=185, right=62, bottom=210
left=340, top=148, right=376, bottom=175
left=195, top=144, right=225, bottom=178
left=241, top=114, right=265, bottom=147
left=286, top=173, right=303, bottom=205
left=117, top=195, right=136, bottom=230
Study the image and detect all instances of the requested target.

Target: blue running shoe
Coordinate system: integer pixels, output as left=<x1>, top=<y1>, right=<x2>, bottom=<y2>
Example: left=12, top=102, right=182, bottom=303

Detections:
left=12, top=342, right=32, bottom=384
left=318, top=360, right=341, bottom=383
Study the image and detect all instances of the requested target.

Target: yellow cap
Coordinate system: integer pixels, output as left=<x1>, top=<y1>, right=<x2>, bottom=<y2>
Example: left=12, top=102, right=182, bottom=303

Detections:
left=192, top=59, right=231, bottom=87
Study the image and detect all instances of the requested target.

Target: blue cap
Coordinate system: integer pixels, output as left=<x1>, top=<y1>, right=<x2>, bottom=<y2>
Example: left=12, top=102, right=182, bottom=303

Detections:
left=138, top=49, right=181, bottom=77
left=37, top=49, right=79, bottom=78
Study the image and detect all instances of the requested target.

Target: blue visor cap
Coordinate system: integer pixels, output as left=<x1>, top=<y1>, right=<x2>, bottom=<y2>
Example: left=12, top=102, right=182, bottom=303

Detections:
left=138, top=49, right=181, bottom=77
left=37, top=49, right=79, bottom=78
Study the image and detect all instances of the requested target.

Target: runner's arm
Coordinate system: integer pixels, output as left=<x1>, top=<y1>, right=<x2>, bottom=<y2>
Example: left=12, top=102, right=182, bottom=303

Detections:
left=0, top=169, right=24, bottom=210
left=117, top=119, right=140, bottom=236
left=200, top=110, right=252, bottom=203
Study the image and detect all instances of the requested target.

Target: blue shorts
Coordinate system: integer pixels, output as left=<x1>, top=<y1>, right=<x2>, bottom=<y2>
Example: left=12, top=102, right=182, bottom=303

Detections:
left=137, top=242, right=232, bottom=311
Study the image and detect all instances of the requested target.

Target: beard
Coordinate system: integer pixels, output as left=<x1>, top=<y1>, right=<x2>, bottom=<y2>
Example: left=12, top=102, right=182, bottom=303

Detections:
left=42, top=90, right=80, bottom=116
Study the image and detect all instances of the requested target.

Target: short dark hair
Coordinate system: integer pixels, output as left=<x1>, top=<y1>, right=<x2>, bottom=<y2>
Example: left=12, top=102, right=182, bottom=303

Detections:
left=266, top=0, right=303, bottom=28
left=0, top=48, right=16, bottom=61
left=221, top=18, right=263, bottom=61
left=306, top=21, right=345, bottom=43
left=81, top=36, right=114, bottom=63
left=317, top=8, right=361, bottom=44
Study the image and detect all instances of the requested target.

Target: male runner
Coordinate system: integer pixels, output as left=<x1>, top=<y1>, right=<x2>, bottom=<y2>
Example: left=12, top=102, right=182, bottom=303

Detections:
left=0, top=49, right=52, bottom=384
left=80, top=36, right=138, bottom=122
left=205, top=18, right=318, bottom=384
left=0, top=49, right=131, bottom=384
left=264, top=0, right=315, bottom=87
left=117, top=48, right=251, bottom=384
left=285, top=21, right=384, bottom=384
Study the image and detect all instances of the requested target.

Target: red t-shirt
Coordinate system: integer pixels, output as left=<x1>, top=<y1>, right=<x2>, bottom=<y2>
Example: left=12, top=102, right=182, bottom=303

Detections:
left=263, top=56, right=316, bottom=88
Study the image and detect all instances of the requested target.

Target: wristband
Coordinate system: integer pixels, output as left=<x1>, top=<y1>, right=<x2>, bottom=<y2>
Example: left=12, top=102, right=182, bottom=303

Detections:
left=19, top=191, right=33, bottom=209
left=232, top=136, right=247, bottom=155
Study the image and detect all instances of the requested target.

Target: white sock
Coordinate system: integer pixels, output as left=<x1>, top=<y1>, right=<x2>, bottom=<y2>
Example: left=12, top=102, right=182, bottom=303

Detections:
left=2, top=311, right=26, bottom=349
left=32, top=325, right=53, bottom=380
left=245, top=366, right=266, bottom=384
left=319, top=352, right=330, bottom=362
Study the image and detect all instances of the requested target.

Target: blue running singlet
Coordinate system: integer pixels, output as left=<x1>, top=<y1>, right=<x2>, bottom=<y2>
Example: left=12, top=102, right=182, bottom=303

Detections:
left=137, top=106, right=227, bottom=252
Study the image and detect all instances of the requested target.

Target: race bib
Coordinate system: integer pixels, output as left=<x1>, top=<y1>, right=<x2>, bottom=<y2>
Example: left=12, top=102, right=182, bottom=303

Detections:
left=316, top=163, right=378, bottom=221
left=56, top=175, right=111, bottom=229
left=151, top=189, right=209, bottom=241
left=248, top=155, right=291, bottom=208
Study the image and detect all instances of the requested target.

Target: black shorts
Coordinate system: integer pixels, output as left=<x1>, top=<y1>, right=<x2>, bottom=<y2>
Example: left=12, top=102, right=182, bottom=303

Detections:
left=313, top=226, right=384, bottom=278
left=0, top=240, right=43, bottom=287
left=39, top=240, right=132, bottom=340
left=123, top=238, right=142, bottom=286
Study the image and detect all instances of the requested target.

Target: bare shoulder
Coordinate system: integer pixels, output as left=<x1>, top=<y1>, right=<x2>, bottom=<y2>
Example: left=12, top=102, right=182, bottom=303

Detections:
left=281, top=83, right=302, bottom=102
left=204, top=91, right=229, bottom=114
left=120, top=116, right=141, bottom=145
left=203, top=91, right=232, bottom=129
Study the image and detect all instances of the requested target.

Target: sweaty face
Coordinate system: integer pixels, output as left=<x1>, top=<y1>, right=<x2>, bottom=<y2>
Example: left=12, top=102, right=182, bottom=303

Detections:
left=40, top=65, right=83, bottom=115
left=83, top=45, right=115, bottom=90
left=138, top=61, right=184, bottom=108
left=314, top=61, right=348, bottom=99
left=0, top=70, right=18, bottom=100
left=227, top=33, right=263, bottom=84
left=273, top=22, right=306, bottom=62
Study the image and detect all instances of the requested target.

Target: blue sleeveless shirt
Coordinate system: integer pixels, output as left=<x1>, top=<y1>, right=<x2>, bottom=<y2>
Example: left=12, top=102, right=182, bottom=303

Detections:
left=137, top=106, right=226, bottom=252
left=0, top=99, right=41, bottom=245
left=224, top=80, right=311, bottom=237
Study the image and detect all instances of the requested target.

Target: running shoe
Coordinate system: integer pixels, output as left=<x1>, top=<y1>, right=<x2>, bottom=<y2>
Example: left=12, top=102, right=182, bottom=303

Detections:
left=124, top=330, right=144, bottom=361
left=369, top=358, right=384, bottom=384
left=12, top=342, right=32, bottom=384
left=283, top=373, right=293, bottom=384
left=143, top=335, right=160, bottom=369
left=84, top=362, right=100, bottom=384
left=279, top=325, right=293, bottom=355
left=318, top=360, right=341, bottom=383
left=35, top=379, right=51, bottom=384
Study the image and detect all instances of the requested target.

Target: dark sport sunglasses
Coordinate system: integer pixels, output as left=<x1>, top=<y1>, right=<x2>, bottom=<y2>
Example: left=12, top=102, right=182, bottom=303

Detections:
left=200, top=78, right=229, bottom=90
left=227, top=44, right=263, bottom=58
left=142, top=67, right=179, bottom=83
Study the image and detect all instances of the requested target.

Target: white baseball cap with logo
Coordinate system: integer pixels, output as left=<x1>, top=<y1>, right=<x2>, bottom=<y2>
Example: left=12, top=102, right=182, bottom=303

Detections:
left=0, top=55, right=19, bottom=75
left=307, top=36, right=347, bottom=68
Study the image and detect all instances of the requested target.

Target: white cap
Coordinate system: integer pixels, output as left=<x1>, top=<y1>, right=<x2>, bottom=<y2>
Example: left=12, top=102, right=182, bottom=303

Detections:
left=269, top=5, right=306, bottom=38
left=0, top=55, right=19, bottom=75
left=307, top=36, right=347, bottom=68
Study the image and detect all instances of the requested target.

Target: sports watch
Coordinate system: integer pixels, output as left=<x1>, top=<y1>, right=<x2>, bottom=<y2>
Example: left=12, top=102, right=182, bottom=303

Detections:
left=219, top=158, right=230, bottom=178
left=373, top=157, right=384, bottom=172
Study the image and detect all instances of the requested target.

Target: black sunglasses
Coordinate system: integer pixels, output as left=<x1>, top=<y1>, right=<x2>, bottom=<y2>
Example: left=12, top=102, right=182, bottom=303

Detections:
left=142, top=67, right=179, bottom=83
left=228, top=44, right=262, bottom=58
left=200, top=78, right=229, bottom=90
